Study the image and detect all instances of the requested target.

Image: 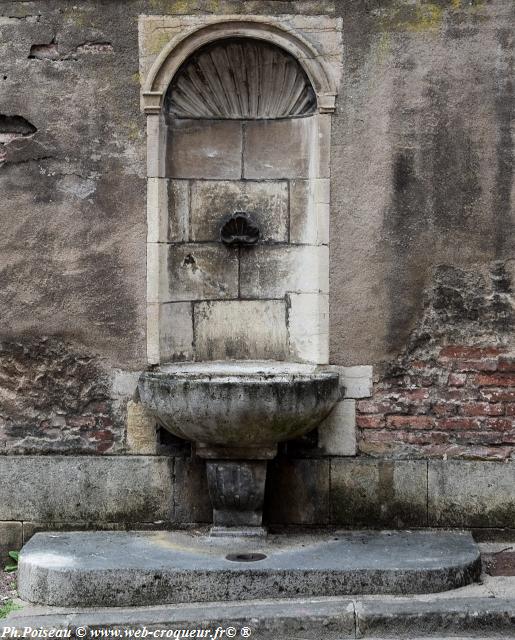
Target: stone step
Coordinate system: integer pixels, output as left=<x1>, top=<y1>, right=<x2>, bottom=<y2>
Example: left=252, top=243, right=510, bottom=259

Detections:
left=3, top=594, right=515, bottom=639
left=17, top=530, right=480, bottom=607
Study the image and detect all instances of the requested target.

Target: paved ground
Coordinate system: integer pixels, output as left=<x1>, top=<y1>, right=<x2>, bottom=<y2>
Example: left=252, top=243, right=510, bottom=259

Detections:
left=3, top=542, right=515, bottom=637
left=2, top=575, right=515, bottom=638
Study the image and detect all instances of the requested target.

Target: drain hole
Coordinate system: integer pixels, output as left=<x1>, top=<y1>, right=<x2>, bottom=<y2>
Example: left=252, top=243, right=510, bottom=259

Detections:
left=225, top=552, right=267, bottom=563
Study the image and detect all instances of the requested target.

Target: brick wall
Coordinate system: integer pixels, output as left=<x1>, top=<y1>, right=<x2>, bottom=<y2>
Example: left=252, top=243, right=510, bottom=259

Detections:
left=357, top=346, right=515, bottom=460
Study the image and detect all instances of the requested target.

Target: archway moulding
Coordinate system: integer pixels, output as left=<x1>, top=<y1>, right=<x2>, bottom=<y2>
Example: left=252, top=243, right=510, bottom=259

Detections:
left=139, top=14, right=342, bottom=114
left=140, top=13, right=342, bottom=367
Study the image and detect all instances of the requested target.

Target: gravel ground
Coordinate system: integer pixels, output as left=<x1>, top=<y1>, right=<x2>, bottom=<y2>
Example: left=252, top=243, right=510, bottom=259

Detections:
left=0, top=570, right=17, bottom=603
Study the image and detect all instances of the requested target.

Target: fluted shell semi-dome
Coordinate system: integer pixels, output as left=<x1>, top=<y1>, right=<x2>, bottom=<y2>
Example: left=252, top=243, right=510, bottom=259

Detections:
left=165, top=38, right=317, bottom=120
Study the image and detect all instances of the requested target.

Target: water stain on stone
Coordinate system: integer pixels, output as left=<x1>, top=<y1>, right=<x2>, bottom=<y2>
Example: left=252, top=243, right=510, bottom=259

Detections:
left=493, top=26, right=514, bottom=258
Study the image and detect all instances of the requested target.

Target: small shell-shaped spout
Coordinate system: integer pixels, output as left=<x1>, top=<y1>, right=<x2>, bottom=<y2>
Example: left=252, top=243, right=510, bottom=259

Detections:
left=220, top=212, right=260, bottom=247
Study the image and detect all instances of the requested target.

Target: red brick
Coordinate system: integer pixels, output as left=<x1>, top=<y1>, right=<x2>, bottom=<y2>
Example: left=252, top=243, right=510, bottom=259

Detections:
left=422, top=444, right=512, bottom=460
left=475, top=374, right=515, bottom=387
left=452, top=431, right=493, bottom=444
left=453, top=431, right=515, bottom=445
left=395, top=389, right=430, bottom=401
left=479, top=389, right=515, bottom=402
left=439, top=345, right=504, bottom=359
left=460, top=402, right=504, bottom=417
left=365, top=430, right=447, bottom=445
left=507, top=404, right=515, bottom=416
left=484, top=418, right=514, bottom=431
left=454, top=446, right=512, bottom=460
left=381, top=376, right=410, bottom=388
left=386, top=415, right=435, bottom=429
left=92, top=430, right=115, bottom=454
left=92, top=429, right=114, bottom=441
left=356, top=400, right=390, bottom=414
left=411, top=360, right=431, bottom=369
left=442, top=388, right=470, bottom=401
left=400, top=431, right=448, bottom=445
left=437, top=417, right=481, bottom=430
left=468, top=447, right=512, bottom=460
left=97, top=416, right=114, bottom=428
left=498, top=356, right=515, bottom=372
left=440, top=346, right=504, bottom=359
left=66, top=415, right=96, bottom=428
left=432, top=402, right=458, bottom=417
left=83, top=400, right=110, bottom=414
left=398, top=371, right=437, bottom=387
left=356, top=415, right=384, bottom=429
left=451, top=359, right=498, bottom=372
left=448, top=373, right=467, bottom=387
left=359, top=430, right=392, bottom=442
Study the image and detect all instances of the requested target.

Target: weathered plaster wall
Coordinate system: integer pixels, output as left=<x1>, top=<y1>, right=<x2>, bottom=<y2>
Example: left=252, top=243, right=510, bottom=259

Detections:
left=327, top=0, right=514, bottom=460
left=330, top=0, right=514, bottom=366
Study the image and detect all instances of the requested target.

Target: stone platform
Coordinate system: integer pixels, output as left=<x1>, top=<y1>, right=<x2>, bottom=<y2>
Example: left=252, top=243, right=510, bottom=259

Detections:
left=18, top=530, right=481, bottom=607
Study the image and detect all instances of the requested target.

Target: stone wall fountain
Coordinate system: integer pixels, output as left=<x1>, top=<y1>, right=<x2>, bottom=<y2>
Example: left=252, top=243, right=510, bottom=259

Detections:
left=139, top=17, right=344, bottom=536
left=16, top=14, right=481, bottom=610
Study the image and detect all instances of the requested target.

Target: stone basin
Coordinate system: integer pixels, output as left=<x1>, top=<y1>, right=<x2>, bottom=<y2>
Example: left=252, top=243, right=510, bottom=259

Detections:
left=138, top=360, right=340, bottom=459
left=138, top=361, right=339, bottom=535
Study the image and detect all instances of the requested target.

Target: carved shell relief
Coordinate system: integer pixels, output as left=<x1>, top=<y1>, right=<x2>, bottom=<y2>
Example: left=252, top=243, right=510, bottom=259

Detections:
left=166, top=38, right=317, bottom=120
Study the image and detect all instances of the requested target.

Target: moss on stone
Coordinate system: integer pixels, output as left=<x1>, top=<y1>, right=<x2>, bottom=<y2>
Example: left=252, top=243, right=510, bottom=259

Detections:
left=0, top=600, right=21, bottom=620
left=375, top=1, right=444, bottom=32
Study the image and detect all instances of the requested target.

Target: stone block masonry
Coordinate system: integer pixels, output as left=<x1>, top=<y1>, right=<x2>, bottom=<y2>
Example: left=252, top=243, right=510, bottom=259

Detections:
left=3, top=456, right=515, bottom=531
left=357, top=346, right=515, bottom=460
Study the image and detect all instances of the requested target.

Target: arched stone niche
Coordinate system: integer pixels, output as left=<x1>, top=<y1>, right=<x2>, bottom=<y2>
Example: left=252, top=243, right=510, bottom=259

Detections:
left=140, top=15, right=342, bottom=365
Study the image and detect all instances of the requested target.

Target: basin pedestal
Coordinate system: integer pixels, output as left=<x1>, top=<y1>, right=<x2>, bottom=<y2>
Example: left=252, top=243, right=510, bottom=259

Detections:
left=205, top=460, right=268, bottom=537
left=197, top=442, right=277, bottom=536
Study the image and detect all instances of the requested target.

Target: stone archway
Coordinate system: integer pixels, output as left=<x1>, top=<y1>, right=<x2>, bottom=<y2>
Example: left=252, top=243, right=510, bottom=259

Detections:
left=139, top=15, right=342, bottom=365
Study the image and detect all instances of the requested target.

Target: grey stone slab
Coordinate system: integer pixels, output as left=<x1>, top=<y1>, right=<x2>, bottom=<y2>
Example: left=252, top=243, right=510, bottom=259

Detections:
left=320, top=365, right=374, bottom=399
left=318, top=399, right=357, bottom=456
left=0, top=521, right=22, bottom=561
left=0, top=456, right=173, bottom=522
left=244, top=118, right=313, bottom=179
left=331, top=459, right=428, bottom=527
left=428, top=461, right=515, bottom=528
left=194, top=300, right=288, bottom=360
left=165, top=244, right=239, bottom=301
left=6, top=593, right=515, bottom=639
left=126, top=399, right=157, bottom=455
left=173, top=456, right=212, bottom=524
left=355, top=597, right=515, bottom=638
left=240, top=245, right=329, bottom=298
left=190, top=180, right=288, bottom=242
left=266, top=459, right=331, bottom=525
left=158, top=301, right=194, bottom=361
left=166, top=119, right=242, bottom=179
left=167, top=179, right=189, bottom=242
left=17, top=530, right=480, bottom=607
left=21, top=521, right=175, bottom=545
left=3, top=599, right=356, bottom=639
left=289, top=178, right=330, bottom=245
